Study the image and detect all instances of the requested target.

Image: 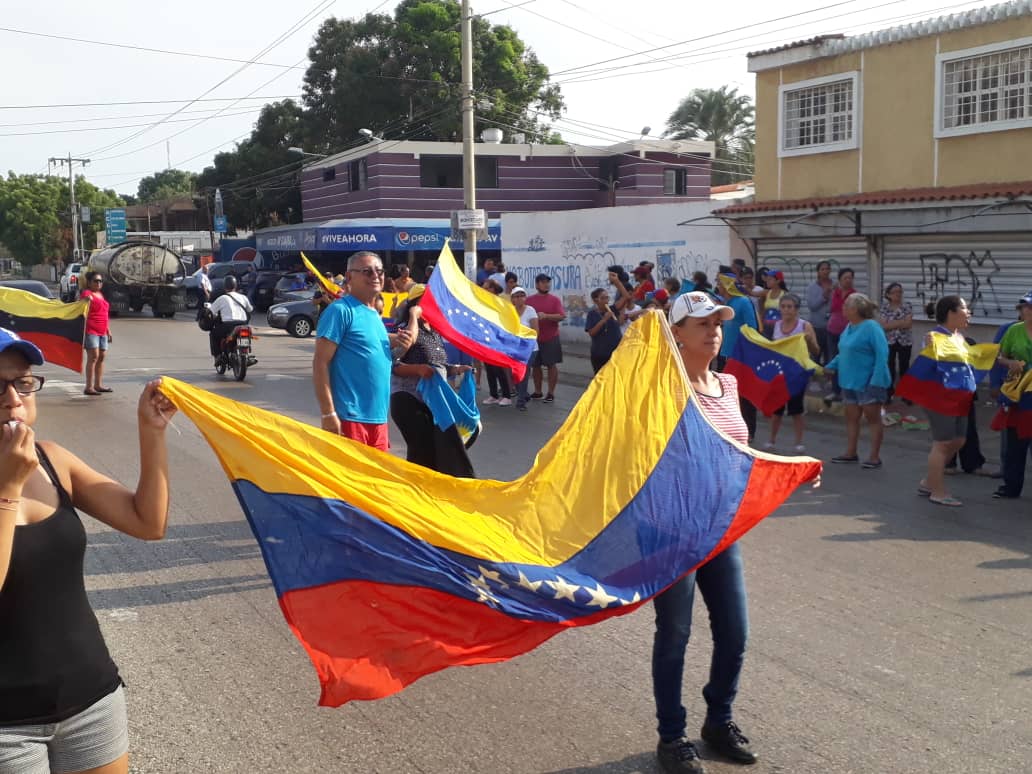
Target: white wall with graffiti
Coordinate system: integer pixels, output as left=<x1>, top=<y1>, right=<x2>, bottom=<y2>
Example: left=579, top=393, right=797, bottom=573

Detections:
left=501, top=202, right=743, bottom=342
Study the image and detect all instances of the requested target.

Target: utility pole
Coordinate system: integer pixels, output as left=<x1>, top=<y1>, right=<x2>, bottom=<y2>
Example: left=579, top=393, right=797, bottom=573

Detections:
left=49, top=154, right=90, bottom=261
left=460, top=0, right=477, bottom=279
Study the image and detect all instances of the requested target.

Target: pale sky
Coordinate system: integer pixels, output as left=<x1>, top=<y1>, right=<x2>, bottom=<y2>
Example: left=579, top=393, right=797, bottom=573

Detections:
left=0, top=0, right=998, bottom=197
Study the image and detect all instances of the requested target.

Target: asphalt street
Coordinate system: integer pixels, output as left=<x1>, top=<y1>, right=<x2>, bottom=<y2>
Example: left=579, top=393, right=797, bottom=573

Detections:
left=28, top=312, right=1032, bottom=774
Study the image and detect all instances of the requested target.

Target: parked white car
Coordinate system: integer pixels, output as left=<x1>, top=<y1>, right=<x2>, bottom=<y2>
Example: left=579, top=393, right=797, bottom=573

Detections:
left=59, top=262, right=83, bottom=301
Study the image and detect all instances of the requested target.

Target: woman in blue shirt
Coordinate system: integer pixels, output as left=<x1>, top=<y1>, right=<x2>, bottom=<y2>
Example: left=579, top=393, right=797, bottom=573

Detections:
left=825, top=293, right=891, bottom=469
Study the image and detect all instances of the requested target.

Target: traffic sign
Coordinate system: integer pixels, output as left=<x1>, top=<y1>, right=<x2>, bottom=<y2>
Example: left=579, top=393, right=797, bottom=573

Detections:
left=214, top=215, right=228, bottom=233
left=105, top=208, right=127, bottom=245
left=455, top=209, right=486, bottom=231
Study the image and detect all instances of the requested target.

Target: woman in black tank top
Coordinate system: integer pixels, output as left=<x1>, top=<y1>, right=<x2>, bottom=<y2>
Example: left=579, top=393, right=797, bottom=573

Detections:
left=0, top=328, right=175, bottom=773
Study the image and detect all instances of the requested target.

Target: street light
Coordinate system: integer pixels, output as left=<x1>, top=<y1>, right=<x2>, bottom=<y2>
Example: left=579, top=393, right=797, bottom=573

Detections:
left=358, top=128, right=383, bottom=142
left=287, top=147, right=326, bottom=157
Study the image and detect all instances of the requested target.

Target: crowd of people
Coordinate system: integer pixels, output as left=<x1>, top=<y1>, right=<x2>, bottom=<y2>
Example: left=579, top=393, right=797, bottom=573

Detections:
left=3, top=247, right=1028, bottom=774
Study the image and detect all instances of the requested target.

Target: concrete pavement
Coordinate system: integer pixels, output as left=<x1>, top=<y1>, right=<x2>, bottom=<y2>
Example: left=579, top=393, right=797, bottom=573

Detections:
left=25, top=313, right=1032, bottom=774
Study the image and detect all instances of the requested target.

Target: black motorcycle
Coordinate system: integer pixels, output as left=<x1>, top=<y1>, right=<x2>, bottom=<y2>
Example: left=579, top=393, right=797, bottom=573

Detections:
left=214, top=324, right=257, bottom=381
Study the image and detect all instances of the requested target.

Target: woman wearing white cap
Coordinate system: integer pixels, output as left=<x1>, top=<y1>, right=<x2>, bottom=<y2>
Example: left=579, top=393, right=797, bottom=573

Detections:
left=0, top=327, right=175, bottom=774
left=652, top=291, right=757, bottom=774
left=510, top=287, right=538, bottom=411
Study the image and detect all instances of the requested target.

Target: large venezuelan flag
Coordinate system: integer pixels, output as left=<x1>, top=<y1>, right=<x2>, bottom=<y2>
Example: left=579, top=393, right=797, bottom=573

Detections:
left=159, top=312, right=821, bottom=707
left=0, top=288, right=89, bottom=372
left=896, top=333, right=998, bottom=416
left=725, top=326, right=820, bottom=416
left=420, top=245, right=537, bottom=381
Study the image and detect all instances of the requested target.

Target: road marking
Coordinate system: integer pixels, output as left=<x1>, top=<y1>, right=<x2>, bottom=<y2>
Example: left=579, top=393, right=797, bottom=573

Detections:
left=265, top=374, right=304, bottom=381
left=106, top=608, right=139, bottom=623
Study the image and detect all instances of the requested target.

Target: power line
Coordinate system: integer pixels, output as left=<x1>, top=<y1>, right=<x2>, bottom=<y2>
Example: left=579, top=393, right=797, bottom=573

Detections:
left=0, top=96, right=303, bottom=111
left=81, top=0, right=334, bottom=157
left=552, top=0, right=976, bottom=85
left=549, top=0, right=893, bottom=78
left=0, top=107, right=262, bottom=137
left=0, top=26, right=309, bottom=72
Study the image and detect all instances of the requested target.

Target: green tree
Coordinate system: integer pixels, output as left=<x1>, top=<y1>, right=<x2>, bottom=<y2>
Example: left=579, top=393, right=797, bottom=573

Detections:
left=302, top=0, right=564, bottom=150
left=664, top=86, right=755, bottom=186
left=137, top=168, right=197, bottom=203
left=196, top=101, right=305, bottom=231
left=0, top=174, right=122, bottom=265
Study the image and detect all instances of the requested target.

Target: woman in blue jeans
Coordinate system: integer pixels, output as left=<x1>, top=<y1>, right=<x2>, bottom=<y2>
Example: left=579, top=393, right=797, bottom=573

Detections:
left=652, top=292, right=757, bottom=774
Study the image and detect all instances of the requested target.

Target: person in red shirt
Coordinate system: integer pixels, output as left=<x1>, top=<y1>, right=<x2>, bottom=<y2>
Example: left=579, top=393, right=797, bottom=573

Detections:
left=79, top=272, right=112, bottom=396
left=632, top=264, right=656, bottom=302
left=525, top=274, right=567, bottom=403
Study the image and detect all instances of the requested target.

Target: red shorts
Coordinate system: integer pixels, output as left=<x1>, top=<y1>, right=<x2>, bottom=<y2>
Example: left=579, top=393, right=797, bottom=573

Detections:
left=339, top=420, right=390, bottom=451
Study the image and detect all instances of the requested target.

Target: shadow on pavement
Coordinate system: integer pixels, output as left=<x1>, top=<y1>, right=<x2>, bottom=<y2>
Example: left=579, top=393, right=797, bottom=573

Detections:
left=85, top=519, right=261, bottom=575
left=544, top=751, right=656, bottom=774
left=87, top=574, right=271, bottom=609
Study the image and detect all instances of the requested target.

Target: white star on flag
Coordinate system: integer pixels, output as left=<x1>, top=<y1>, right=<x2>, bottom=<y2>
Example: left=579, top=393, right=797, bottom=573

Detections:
left=517, top=570, right=542, bottom=592
left=585, top=583, right=619, bottom=609
left=545, top=575, right=581, bottom=602
left=478, top=565, right=509, bottom=588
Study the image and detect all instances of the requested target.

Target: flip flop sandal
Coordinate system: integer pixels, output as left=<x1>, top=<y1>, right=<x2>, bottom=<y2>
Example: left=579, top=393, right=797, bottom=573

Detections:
left=917, top=486, right=931, bottom=496
left=83, top=389, right=100, bottom=396
left=929, top=495, right=963, bottom=507
left=95, top=387, right=113, bottom=393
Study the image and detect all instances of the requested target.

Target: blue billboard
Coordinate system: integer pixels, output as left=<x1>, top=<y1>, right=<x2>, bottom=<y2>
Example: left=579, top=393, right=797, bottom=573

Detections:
left=255, top=220, right=502, bottom=254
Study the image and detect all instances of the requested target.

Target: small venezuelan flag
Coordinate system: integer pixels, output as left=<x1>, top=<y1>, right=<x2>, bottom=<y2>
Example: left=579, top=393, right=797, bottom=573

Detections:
left=896, top=333, right=998, bottom=416
left=994, top=370, right=1032, bottom=439
left=420, top=245, right=537, bottom=382
left=0, top=288, right=89, bottom=372
left=725, top=326, right=820, bottom=416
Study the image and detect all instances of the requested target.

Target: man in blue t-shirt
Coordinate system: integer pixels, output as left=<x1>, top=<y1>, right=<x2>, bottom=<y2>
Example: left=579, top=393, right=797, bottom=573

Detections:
left=313, top=251, right=411, bottom=451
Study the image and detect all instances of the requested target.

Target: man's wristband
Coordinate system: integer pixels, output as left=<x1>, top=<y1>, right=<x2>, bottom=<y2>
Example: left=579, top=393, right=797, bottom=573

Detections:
left=321, top=411, right=337, bottom=419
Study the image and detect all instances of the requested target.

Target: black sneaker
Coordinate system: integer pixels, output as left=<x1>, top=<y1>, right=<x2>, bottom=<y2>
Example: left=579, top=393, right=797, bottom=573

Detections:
left=700, top=721, right=758, bottom=764
left=656, top=737, right=704, bottom=774
left=530, top=392, right=543, bottom=400
left=992, top=488, right=1019, bottom=499
left=543, top=393, right=555, bottom=403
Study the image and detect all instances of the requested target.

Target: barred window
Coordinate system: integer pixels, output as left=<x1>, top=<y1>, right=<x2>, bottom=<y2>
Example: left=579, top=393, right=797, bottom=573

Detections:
left=779, top=73, right=859, bottom=156
left=942, top=44, right=1032, bottom=131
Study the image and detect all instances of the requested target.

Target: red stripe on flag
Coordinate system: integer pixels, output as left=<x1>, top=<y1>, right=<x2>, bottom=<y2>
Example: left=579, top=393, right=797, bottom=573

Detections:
left=421, top=289, right=527, bottom=382
left=723, top=360, right=789, bottom=416
left=895, top=374, right=972, bottom=416
left=19, top=332, right=83, bottom=373
left=279, top=579, right=635, bottom=706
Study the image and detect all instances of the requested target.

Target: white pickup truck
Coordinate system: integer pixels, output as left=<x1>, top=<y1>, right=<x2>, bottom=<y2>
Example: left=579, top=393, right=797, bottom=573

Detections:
left=59, top=262, right=83, bottom=302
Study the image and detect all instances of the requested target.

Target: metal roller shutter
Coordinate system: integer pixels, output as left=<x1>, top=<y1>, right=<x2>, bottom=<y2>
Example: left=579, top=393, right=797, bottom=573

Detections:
left=882, top=234, right=1032, bottom=327
left=755, top=238, right=870, bottom=297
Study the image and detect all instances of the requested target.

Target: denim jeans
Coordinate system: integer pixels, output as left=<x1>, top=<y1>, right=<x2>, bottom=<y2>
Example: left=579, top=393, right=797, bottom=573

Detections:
left=651, top=542, right=748, bottom=741
left=515, top=370, right=531, bottom=406
left=1000, top=427, right=1031, bottom=497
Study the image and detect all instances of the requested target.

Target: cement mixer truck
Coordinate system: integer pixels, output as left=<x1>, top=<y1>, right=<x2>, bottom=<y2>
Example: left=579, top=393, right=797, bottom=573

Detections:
left=86, top=241, right=187, bottom=317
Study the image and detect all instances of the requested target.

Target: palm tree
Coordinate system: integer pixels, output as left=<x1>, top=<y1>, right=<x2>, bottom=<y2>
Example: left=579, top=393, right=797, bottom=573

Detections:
left=663, top=86, right=755, bottom=186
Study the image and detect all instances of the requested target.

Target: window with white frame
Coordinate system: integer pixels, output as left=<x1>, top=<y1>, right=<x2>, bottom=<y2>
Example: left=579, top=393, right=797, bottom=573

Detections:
left=779, top=72, right=860, bottom=157
left=938, top=39, right=1032, bottom=136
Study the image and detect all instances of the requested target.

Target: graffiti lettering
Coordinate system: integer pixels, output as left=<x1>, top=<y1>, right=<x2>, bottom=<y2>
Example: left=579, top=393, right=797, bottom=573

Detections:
left=914, top=251, right=1003, bottom=318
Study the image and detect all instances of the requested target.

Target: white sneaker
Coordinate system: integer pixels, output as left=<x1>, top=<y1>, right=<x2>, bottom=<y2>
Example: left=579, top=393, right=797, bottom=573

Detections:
left=483, top=397, right=499, bottom=405
left=498, top=397, right=512, bottom=406
left=763, top=441, right=776, bottom=450
left=794, top=444, right=806, bottom=453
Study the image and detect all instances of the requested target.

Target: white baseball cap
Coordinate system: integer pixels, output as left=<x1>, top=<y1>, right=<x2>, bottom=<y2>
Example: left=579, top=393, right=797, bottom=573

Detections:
left=669, top=291, right=734, bottom=324
left=510, top=286, right=527, bottom=296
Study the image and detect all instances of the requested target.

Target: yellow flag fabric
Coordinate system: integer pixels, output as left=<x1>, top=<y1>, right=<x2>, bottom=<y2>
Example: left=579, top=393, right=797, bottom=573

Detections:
left=300, top=252, right=345, bottom=297
left=739, top=325, right=822, bottom=374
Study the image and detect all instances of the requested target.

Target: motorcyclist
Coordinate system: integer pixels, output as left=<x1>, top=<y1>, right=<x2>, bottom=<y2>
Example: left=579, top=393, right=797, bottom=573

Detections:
left=207, top=275, right=253, bottom=362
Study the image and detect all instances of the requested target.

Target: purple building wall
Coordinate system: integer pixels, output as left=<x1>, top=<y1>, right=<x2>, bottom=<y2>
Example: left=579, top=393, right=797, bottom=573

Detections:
left=300, top=150, right=711, bottom=222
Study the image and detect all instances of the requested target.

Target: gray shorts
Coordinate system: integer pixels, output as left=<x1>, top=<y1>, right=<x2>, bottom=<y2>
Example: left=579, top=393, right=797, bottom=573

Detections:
left=0, top=685, right=128, bottom=774
left=531, top=337, right=563, bottom=368
left=927, top=410, right=967, bottom=442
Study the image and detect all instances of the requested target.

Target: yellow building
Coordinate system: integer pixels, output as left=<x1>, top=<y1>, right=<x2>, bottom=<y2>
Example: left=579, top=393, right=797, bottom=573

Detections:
left=716, top=0, right=1032, bottom=328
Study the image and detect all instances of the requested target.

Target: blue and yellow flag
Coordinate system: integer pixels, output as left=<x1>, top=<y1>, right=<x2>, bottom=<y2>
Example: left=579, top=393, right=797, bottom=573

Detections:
left=159, top=312, right=821, bottom=707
